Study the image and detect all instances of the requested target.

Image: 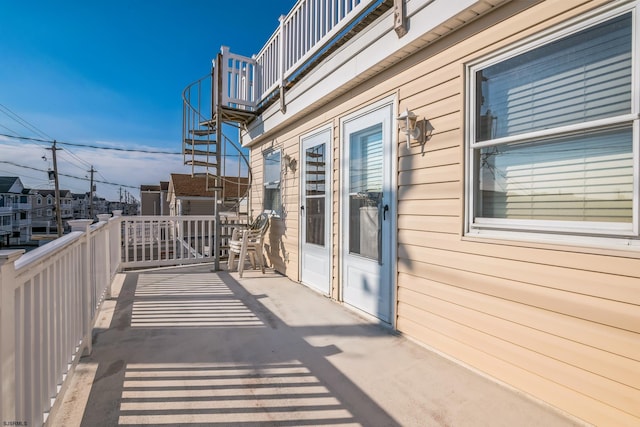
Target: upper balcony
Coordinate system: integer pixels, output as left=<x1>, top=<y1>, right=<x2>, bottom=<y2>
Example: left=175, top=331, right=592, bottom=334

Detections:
left=193, top=0, right=509, bottom=146
left=184, top=0, right=393, bottom=130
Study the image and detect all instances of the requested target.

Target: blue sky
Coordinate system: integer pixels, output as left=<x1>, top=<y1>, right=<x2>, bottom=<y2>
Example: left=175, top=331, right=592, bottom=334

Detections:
left=0, top=0, right=295, bottom=200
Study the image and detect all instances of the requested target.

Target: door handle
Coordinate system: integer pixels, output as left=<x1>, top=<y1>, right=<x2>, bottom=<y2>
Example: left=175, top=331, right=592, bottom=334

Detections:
left=300, top=205, right=305, bottom=215
left=383, top=204, right=389, bottom=220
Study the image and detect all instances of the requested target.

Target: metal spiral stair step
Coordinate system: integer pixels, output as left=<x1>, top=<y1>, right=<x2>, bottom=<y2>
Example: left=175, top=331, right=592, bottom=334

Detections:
left=185, top=160, right=220, bottom=168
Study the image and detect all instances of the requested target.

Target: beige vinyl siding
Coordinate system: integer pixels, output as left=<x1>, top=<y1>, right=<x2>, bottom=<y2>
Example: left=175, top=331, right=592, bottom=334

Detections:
left=394, top=0, right=639, bottom=425
left=253, top=134, right=301, bottom=278
left=248, top=0, right=639, bottom=424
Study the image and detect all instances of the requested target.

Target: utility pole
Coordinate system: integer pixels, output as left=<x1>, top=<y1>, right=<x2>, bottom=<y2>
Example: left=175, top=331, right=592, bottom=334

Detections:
left=88, top=166, right=95, bottom=219
left=47, top=140, right=64, bottom=237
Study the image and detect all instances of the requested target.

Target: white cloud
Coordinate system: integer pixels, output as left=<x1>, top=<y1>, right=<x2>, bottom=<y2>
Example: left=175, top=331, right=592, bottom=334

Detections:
left=0, top=137, right=192, bottom=201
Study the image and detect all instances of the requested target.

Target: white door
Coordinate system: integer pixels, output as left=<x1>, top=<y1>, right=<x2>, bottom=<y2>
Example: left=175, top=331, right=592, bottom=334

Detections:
left=341, top=103, right=394, bottom=323
left=300, top=128, right=332, bottom=294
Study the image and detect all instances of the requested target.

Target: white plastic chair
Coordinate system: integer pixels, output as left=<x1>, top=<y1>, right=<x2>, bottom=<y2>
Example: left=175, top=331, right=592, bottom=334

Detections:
left=228, top=213, right=270, bottom=277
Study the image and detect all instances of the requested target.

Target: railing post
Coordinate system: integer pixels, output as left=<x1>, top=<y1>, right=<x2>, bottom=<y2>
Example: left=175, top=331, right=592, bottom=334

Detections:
left=112, top=210, right=123, bottom=273
left=68, top=219, right=93, bottom=356
left=0, top=249, right=24, bottom=425
left=278, top=14, right=287, bottom=113
left=98, top=214, right=112, bottom=288
left=99, top=215, right=113, bottom=299
left=214, top=198, right=221, bottom=271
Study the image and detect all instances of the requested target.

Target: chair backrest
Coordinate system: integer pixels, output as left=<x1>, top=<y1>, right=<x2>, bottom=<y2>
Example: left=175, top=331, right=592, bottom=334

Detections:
left=249, top=212, right=270, bottom=234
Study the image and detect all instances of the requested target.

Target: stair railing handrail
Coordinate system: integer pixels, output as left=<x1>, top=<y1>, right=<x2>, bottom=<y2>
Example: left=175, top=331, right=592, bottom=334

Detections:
left=182, top=72, right=214, bottom=174
left=182, top=72, right=213, bottom=131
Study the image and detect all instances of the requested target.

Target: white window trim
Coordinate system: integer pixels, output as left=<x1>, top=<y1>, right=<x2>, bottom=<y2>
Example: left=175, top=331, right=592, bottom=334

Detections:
left=465, top=2, right=640, bottom=246
left=263, top=148, right=283, bottom=217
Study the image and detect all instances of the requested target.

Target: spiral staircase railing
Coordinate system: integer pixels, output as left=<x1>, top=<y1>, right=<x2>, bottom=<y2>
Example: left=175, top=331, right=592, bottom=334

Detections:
left=182, top=72, right=252, bottom=216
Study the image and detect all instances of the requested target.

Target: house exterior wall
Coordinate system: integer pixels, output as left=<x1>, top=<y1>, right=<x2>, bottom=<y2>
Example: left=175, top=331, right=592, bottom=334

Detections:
left=248, top=1, right=639, bottom=425
left=170, top=197, right=216, bottom=216
left=141, top=191, right=163, bottom=215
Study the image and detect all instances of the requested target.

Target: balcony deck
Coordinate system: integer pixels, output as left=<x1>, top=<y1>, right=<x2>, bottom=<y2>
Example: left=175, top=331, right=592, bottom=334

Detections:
left=48, top=264, right=580, bottom=427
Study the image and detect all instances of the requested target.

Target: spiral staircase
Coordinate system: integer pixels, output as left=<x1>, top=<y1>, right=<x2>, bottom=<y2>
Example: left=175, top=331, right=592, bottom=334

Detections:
left=182, top=48, right=257, bottom=216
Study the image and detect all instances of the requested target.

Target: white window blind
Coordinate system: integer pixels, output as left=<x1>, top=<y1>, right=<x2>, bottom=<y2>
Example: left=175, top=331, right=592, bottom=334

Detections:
left=477, top=13, right=632, bottom=141
left=349, top=124, right=383, bottom=193
left=479, top=126, right=633, bottom=222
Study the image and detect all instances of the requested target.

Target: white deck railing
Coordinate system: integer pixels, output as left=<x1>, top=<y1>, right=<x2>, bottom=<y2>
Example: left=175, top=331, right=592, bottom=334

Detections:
left=0, top=217, right=119, bottom=427
left=254, top=0, right=374, bottom=102
left=217, top=0, right=378, bottom=111
left=0, top=213, right=240, bottom=426
left=220, top=46, right=258, bottom=110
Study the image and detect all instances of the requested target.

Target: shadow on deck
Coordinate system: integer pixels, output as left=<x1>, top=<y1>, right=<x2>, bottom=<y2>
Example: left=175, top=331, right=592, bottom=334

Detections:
left=49, top=265, right=581, bottom=427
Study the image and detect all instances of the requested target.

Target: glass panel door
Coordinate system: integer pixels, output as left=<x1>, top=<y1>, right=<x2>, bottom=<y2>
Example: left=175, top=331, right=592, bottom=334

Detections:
left=340, top=102, right=394, bottom=323
left=300, top=129, right=332, bottom=294
left=348, top=124, right=383, bottom=262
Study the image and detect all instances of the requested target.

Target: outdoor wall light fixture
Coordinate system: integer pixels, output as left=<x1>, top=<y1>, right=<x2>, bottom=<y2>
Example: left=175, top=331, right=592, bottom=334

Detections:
left=283, top=154, right=297, bottom=173
left=398, top=108, right=425, bottom=149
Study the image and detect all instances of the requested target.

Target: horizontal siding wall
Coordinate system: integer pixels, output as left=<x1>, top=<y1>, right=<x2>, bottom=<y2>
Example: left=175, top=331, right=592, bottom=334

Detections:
left=248, top=0, right=639, bottom=425
left=395, top=0, right=639, bottom=426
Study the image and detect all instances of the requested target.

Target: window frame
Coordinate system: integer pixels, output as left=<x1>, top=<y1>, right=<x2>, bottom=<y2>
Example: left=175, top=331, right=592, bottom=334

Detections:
left=262, top=148, right=283, bottom=216
left=465, top=3, right=640, bottom=245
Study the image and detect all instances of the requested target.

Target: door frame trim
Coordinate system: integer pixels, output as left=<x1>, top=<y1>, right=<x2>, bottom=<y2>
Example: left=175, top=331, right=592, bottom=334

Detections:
left=338, top=95, right=398, bottom=326
left=298, top=124, right=334, bottom=295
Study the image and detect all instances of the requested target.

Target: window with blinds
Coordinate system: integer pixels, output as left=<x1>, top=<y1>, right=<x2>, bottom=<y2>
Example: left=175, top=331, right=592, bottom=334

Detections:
left=263, top=150, right=282, bottom=215
left=468, top=8, right=638, bottom=238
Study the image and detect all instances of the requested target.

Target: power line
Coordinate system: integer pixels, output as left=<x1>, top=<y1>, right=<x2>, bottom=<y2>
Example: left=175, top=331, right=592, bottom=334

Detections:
left=0, top=132, right=183, bottom=155
left=0, top=167, right=50, bottom=184
left=58, top=150, right=93, bottom=173
left=58, top=140, right=183, bottom=155
left=0, top=160, right=139, bottom=189
left=0, top=123, right=20, bottom=136
left=0, top=103, right=53, bottom=141
left=0, top=133, right=49, bottom=143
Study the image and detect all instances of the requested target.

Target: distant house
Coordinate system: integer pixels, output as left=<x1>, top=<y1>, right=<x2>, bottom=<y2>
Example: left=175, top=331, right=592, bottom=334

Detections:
left=30, top=189, right=73, bottom=232
left=0, top=176, right=31, bottom=244
left=140, top=181, right=169, bottom=216
left=72, top=192, right=90, bottom=218
left=93, top=196, right=110, bottom=216
left=167, top=174, right=248, bottom=216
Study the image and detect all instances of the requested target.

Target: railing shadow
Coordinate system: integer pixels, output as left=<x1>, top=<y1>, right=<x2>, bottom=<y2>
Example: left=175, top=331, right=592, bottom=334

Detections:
left=77, top=268, right=400, bottom=426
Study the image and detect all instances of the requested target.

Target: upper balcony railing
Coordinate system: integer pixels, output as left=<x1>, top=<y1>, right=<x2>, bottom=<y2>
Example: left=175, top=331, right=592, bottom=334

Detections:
left=217, top=0, right=381, bottom=112
left=255, top=0, right=376, bottom=100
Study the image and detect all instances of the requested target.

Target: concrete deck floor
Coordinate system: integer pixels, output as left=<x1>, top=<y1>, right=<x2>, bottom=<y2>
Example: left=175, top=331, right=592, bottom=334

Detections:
left=49, top=264, right=586, bottom=426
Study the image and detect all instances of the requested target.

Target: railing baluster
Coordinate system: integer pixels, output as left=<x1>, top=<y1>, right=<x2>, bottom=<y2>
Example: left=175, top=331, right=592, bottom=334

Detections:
left=164, top=220, right=169, bottom=261
left=14, top=285, right=24, bottom=421
left=35, top=275, right=45, bottom=424
left=24, top=281, right=34, bottom=424
left=141, top=219, right=147, bottom=262
left=46, top=266, right=55, bottom=407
